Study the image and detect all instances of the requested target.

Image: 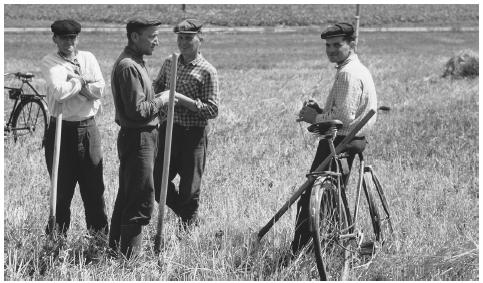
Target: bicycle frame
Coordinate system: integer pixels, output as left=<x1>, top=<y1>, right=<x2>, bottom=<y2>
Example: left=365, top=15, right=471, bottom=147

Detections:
left=257, top=109, right=375, bottom=240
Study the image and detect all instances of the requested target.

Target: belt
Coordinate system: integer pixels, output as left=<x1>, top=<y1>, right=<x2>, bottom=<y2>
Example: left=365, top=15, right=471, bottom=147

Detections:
left=50, top=116, right=95, bottom=127
left=121, top=124, right=159, bottom=132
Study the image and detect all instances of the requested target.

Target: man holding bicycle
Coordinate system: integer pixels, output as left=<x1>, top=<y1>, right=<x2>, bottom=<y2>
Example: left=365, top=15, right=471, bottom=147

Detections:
left=41, top=19, right=108, bottom=237
left=292, top=22, right=377, bottom=257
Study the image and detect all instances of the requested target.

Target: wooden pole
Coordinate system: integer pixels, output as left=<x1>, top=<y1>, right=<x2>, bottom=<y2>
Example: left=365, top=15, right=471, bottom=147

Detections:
left=354, top=4, right=361, bottom=53
left=257, top=109, right=375, bottom=240
left=48, top=108, right=62, bottom=237
left=154, top=53, right=179, bottom=253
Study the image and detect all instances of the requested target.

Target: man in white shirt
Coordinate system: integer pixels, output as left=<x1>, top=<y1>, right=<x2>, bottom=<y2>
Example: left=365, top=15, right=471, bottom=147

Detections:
left=41, top=19, right=108, bottom=237
left=291, top=22, right=377, bottom=256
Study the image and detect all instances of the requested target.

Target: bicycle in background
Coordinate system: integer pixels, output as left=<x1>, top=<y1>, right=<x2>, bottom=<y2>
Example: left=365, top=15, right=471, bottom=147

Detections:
left=4, top=72, right=49, bottom=148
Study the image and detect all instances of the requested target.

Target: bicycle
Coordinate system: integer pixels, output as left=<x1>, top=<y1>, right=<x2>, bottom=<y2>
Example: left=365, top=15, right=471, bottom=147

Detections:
left=4, top=72, right=49, bottom=148
left=257, top=109, right=393, bottom=280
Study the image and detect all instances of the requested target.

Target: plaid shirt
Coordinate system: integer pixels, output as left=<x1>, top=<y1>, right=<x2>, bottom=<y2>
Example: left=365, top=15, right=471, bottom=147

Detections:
left=315, top=54, right=377, bottom=136
left=153, top=53, right=219, bottom=127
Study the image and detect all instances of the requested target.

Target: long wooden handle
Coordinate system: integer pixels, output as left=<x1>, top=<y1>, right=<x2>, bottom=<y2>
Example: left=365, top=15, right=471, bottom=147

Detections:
left=48, top=110, right=62, bottom=236
left=257, top=109, right=375, bottom=240
left=154, top=53, right=178, bottom=253
left=355, top=4, right=361, bottom=52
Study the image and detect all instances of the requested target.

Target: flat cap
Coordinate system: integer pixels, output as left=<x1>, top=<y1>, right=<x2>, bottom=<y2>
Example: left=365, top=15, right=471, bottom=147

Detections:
left=320, top=22, right=354, bottom=39
left=174, top=19, right=202, bottom=34
left=51, top=19, right=81, bottom=35
left=126, top=17, right=162, bottom=33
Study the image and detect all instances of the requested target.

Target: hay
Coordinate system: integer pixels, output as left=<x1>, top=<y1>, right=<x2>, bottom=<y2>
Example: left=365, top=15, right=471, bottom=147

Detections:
left=442, top=49, right=479, bottom=79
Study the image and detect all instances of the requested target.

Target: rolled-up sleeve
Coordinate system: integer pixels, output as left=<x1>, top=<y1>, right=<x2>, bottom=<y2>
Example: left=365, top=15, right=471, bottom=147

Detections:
left=117, top=66, right=163, bottom=121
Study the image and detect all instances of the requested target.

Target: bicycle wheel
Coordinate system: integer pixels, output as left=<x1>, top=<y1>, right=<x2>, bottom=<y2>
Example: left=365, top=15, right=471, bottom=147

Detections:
left=11, top=98, right=48, bottom=148
left=363, top=166, right=393, bottom=245
left=310, top=176, right=352, bottom=280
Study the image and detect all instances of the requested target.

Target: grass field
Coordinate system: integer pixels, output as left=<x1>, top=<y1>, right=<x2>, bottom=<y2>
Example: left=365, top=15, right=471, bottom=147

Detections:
left=4, top=4, right=479, bottom=28
left=3, top=29, right=479, bottom=280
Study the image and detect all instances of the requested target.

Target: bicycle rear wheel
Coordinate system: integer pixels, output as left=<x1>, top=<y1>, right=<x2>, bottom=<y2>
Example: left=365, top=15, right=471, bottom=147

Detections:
left=310, top=176, right=352, bottom=280
left=11, top=98, right=48, bottom=148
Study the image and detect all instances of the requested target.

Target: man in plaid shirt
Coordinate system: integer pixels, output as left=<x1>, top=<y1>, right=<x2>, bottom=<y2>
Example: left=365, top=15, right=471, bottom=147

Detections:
left=153, top=19, right=219, bottom=229
left=291, top=22, right=377, bottom=257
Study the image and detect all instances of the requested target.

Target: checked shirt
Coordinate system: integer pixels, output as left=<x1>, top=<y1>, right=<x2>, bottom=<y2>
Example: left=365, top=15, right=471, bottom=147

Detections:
left=153, top=53, right=219, bottom=127
left=315, top=54, right=377, bottom=136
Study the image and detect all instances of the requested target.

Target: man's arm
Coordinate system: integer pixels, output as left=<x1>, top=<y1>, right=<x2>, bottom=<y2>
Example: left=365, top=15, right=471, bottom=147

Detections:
left=41, top=55, right=83, bottom=102
left=77, top=52, right=105, bottom=100
left=177, top=68, right=219, bottom=119
left=117, top=65, right=167, bottom=121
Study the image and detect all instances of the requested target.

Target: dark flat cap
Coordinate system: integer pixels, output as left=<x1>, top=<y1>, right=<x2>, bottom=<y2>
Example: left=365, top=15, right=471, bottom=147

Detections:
left=51, top=19, right=81, bottom=35
left=126, top=17, right=162, bottom=33
left=321, top=22, right=354, bottom=39
left=174, top=19, right=202, bottom=34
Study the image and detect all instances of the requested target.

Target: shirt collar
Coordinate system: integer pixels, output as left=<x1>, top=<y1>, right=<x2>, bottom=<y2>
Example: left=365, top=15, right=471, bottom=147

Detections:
left=180, top=52, right=203, bottom=66
left=336, top=53, right=358, bottom=69
left=124, top=46, right=145, bottom=64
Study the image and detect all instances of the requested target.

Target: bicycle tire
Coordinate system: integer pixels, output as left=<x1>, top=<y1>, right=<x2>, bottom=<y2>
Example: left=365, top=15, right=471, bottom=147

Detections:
left=363, top=167, right=393, bottom=245
left=363, top=172, right=382, bottom=241
left=11, top=98, right=48, bottom=148
left=310, top=176, right=351, bottom=280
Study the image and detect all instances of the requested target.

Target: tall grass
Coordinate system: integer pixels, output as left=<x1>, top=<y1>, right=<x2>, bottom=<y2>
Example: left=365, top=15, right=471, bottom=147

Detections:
left=4, top=30, right=478, bottom=280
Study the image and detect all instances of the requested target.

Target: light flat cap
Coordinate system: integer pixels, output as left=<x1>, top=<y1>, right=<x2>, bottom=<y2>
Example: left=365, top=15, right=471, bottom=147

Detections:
left=174, top=19, right=202, bottom=34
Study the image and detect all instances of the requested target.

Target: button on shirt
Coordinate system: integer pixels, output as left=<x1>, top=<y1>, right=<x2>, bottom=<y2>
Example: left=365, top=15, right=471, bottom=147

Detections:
left=41, top=51, right=105, bottom=121
left=153, top=53, right=219, bottom=127
left=315, top=54, right=377, bottom=136
left=111, top=46, right=165, bottom=128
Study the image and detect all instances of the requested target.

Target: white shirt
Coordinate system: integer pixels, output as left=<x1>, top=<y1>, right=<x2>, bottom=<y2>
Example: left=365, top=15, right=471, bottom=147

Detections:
left=315, top=54, right=377, bottom=136
left=41, top=50, right=105, bottom=121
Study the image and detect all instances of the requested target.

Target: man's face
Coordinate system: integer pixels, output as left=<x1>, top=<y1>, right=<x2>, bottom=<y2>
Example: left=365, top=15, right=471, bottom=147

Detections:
left=133, top=26, right=160, bottom=56
left=325, top=36, right=351, bottom=64
left=177, top=33, right=201, bottom=58
left=53, top=34, right=79, bottom=56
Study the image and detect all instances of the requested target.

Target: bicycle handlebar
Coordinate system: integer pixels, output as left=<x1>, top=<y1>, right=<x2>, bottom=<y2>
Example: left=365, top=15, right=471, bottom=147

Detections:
left=4, top=72, right=35, bottom=79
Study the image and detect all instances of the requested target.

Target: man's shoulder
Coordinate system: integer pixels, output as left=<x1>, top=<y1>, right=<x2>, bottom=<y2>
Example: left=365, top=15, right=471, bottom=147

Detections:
left=198, top=57, right=218, bottom=75
left=77, top=50, right=96, bottom=59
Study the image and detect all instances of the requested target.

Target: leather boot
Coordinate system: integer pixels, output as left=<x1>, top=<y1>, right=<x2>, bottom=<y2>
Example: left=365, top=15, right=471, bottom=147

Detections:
left=120, top=224, right=143, bottom=259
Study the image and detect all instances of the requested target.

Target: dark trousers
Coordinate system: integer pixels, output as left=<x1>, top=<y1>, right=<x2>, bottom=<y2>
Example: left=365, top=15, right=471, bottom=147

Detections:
left=109, top=127, right=158, bottom=249
left=291, top=135, right=367, bottom=254
left=154, top=123, right=207, bottom=224
left=44, top=117, right=108, bottom=236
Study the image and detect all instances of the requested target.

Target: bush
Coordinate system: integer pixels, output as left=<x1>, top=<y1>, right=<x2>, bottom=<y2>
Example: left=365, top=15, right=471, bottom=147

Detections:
left=442, top=49, right=479, bottom=79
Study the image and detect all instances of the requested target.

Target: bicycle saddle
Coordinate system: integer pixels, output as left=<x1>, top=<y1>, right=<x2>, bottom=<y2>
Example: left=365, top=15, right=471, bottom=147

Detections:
left=307, top=120, right=343, bottom=135
left=16, top=72, right=34, bottom=79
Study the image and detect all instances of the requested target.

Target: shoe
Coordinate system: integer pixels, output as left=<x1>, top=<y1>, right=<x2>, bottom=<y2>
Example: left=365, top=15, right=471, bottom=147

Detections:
left=120, top=224, right=143, bottom=259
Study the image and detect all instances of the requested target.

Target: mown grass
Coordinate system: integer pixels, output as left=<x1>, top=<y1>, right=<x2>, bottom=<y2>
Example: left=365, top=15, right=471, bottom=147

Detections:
left=3, top=30, right=478, bottom=280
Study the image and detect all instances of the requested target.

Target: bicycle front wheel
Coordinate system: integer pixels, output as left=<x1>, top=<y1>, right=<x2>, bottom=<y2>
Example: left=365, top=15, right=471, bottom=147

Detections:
left=11, top=98, right=48, bottom=148
left=310, top=176, right=351, bottom=280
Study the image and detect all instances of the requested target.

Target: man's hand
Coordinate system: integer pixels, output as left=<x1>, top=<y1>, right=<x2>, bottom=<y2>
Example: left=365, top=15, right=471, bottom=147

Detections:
left=297, top=105, right=318, bottom=124
left=156, top=90, right=178, bottom=106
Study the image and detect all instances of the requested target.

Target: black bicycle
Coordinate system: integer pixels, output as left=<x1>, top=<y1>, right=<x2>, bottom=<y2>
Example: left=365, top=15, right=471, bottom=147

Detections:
left=4, top=72, right=49, bottom=148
